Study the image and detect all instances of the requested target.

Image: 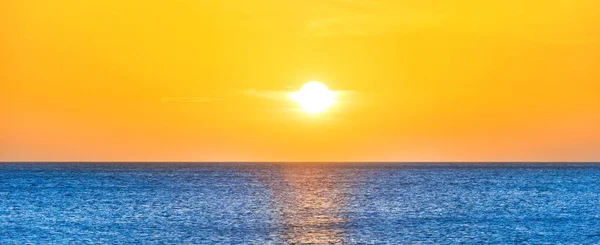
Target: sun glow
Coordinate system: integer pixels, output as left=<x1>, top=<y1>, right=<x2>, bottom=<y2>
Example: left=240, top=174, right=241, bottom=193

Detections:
left=290, top=81, right=336, bottom=114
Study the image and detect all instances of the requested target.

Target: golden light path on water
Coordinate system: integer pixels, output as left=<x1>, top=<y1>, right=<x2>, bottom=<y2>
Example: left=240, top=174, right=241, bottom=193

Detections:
left=264, top=164, right=354, bottom=244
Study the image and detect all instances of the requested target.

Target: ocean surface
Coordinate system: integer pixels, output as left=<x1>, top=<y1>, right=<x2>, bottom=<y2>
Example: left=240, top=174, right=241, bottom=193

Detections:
left=1, top=163, right=600, bottom=244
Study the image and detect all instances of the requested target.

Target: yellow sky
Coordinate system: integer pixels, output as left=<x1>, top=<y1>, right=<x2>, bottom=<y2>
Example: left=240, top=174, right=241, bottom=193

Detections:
left=2, top=0, right=599, bottom=161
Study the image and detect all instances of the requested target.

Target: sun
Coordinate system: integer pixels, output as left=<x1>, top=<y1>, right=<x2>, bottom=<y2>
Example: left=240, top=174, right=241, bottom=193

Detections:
left=290, top=81, right=336, bottom=114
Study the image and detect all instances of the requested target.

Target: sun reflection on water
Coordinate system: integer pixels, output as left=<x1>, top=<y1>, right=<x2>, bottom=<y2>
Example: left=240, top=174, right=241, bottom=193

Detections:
left=266, top=164, right=354, bottom=244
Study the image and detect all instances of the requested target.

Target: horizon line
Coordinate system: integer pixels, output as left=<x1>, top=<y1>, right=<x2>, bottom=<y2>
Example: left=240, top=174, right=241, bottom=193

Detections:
left=1, top=161, right=599, bottom=164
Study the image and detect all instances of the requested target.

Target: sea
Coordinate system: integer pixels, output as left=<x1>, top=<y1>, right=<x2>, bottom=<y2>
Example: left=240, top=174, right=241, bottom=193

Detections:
left=1, top=162, right=599, bottom=244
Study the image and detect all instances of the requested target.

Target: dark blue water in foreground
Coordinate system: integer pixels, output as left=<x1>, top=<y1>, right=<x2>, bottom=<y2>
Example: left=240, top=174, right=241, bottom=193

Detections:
left=1, top=163, right=600, bottom=244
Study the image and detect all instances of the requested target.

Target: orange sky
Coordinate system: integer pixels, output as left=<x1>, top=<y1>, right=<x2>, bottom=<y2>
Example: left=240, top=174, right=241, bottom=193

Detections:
left=1, top=0, right=599, bottom=162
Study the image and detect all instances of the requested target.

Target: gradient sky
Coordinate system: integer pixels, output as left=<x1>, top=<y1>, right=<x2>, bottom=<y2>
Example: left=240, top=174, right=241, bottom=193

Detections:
left=2, top=0, right=599, bottom=161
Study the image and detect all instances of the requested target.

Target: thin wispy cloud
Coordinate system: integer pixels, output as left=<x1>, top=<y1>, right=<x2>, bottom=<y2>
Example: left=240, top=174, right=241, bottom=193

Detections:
left=240, top=89, right=290, bottom=101
left=304, top=1, right=443, bottom=37
left=241, top=88, right=359, bottom=104
left=161, top=97, right=225, bottom=103
left=307, top=14, right=442, bottom=37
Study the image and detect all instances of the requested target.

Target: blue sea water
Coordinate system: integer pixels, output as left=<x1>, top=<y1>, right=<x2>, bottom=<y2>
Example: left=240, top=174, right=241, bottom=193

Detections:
left=1, top=163, right=600, bottom=244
